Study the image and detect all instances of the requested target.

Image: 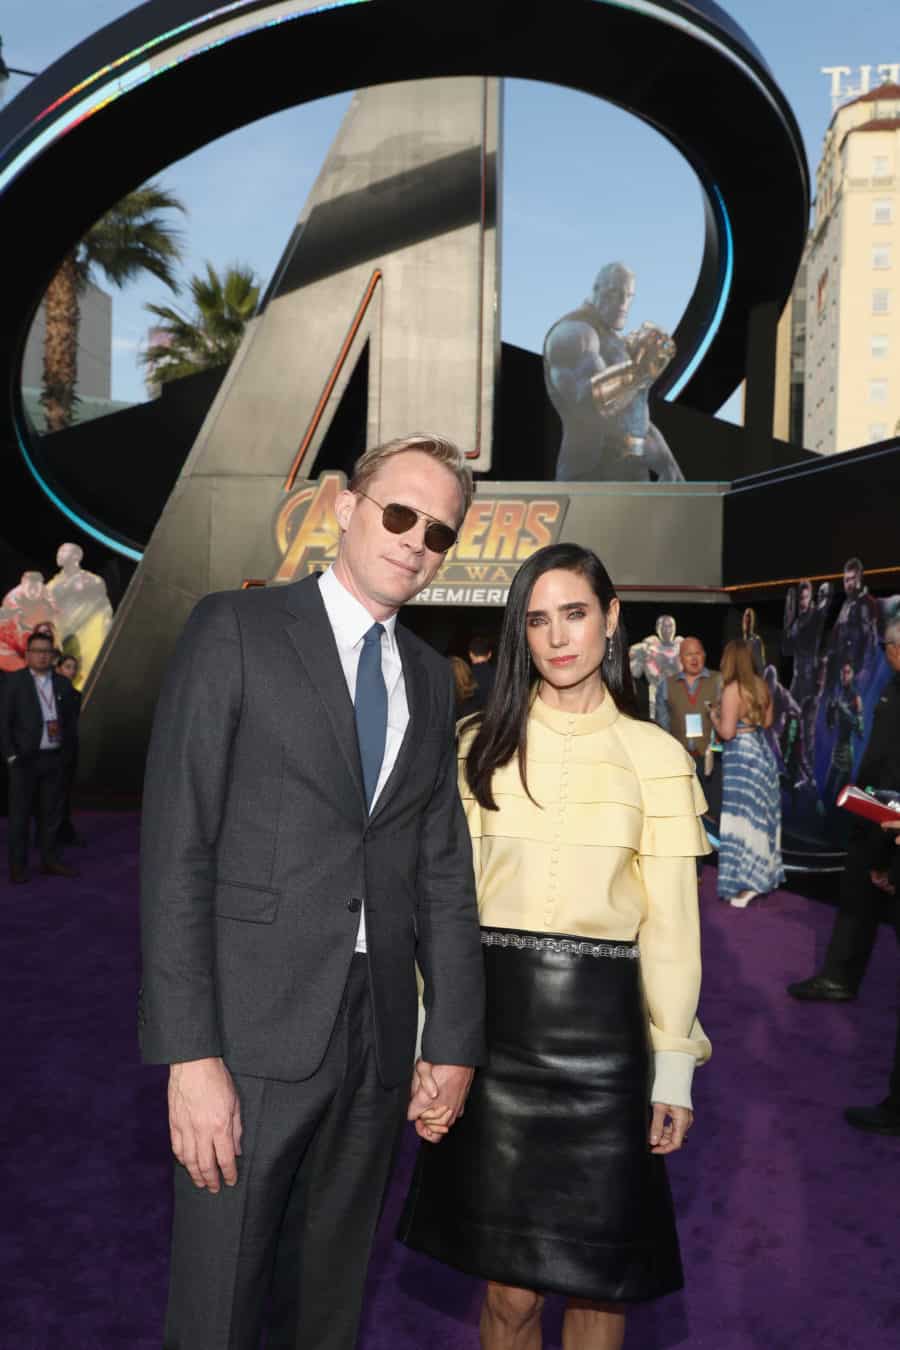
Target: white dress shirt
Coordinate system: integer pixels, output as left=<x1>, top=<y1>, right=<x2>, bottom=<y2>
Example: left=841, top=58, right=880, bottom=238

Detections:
left=31, top=670, right=61, bottom=751
left=317, top=566, right=409, bottom=952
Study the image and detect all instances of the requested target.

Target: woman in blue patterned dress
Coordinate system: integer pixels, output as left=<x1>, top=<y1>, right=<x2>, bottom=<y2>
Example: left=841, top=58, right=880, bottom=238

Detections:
left=710, top=639, right=785, bottom=907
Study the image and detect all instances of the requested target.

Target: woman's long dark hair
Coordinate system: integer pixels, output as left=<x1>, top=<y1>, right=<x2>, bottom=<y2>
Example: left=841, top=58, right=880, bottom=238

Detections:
left=465, top=543, right=637, bottom=809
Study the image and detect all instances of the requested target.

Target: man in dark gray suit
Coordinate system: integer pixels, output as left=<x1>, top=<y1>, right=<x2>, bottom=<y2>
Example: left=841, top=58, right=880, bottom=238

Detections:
left=140, top=434, right=486, bottom=1348
left=2, top=630, right=79, bottom=882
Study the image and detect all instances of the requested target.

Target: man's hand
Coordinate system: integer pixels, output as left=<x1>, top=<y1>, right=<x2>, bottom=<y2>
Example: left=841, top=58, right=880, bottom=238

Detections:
left=408, top=1060, right=474, bottom=1142
left=168, top=1057, right=243, bottom=1192
left=870, top=868, right=896, bottom=895
left=881, top=819, right=900, bottom=843
left=649, top=1102, right=692, bottom=1155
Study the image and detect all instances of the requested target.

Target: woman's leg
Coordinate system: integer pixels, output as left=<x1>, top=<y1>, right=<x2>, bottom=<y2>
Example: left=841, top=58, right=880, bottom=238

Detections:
left=561, top=1299, right=625, bottom=1350
left=480, top=1282, right=545, bottom=1349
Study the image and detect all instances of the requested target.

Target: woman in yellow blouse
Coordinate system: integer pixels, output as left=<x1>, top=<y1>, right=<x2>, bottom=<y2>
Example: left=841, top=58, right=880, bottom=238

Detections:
left=400, top=543, right=711, bottom=1350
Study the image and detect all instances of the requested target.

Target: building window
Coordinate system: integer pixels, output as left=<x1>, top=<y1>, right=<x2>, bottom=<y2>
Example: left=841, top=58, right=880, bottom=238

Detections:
left=869, top=378, right=888, bottom=402
left=869, top=424, right=888, bottom=443
left=873, top=199, right=893, bottom=224
left=872, top=289, right=891, bottom=314
left=873, top=244, right=892, bottom=269
left=873, top=155, right=890, bottom=177
left=872, top=334, right=889, bottom=360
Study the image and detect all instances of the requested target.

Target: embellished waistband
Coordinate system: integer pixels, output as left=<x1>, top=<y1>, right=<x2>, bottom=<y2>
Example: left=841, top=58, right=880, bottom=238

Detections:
left=480, top=929, right=639, bottom=960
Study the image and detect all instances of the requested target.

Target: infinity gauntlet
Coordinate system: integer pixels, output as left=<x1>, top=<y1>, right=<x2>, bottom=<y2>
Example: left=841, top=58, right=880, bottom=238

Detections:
left=590, top=323, right=676, bottom=414
left=625, top=322, right=676, bottom=381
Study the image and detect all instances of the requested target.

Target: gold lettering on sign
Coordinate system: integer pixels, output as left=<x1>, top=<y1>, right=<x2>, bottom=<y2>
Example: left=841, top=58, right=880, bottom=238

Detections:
left=272, top=476, right=570, bottom=600
left=483, top=502, right=526, bottom=560
left=519, top=502, right=561, bottom=557
left=455, top=502, right=494, bottom=559
left=274, top=472, right=343, bottom=581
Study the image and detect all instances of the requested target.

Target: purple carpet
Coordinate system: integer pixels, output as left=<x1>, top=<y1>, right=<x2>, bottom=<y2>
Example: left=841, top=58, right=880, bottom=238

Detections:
left=2, top=813, right=899, bottom=1349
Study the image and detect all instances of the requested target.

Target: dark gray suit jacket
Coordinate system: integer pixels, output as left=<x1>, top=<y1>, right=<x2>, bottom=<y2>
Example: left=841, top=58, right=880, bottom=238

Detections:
left=1, top=668, right=78, bottom=762
left=138, top=574, right=486, bottom=1087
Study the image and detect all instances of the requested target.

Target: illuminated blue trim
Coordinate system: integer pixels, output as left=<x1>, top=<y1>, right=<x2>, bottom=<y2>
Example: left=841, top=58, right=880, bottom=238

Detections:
left=665, top=184, right=734, bottom=402
left=14, top=418, right=143, bottom=561
left=0, top=0, right=768, bottom=556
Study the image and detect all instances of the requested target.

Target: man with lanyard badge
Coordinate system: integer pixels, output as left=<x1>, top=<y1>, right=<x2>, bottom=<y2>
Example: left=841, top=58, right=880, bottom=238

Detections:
left=1, top=631, right=78, bottom=882
left=656, top=637, right=721, bottom=763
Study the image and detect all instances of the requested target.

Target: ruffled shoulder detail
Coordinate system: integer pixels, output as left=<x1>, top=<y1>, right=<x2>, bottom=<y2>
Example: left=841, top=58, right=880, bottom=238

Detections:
left=614, top=716, right=695, bottom=776
left=615, top=718, right=711, bottom=857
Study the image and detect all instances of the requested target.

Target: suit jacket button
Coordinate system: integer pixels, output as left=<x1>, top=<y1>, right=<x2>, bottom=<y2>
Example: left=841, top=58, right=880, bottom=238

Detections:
left=347, top=897, right=362, bottom=913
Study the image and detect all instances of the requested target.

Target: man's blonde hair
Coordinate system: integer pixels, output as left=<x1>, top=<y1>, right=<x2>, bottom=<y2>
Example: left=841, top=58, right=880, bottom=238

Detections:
left=349, top=433, right=473, bottom=521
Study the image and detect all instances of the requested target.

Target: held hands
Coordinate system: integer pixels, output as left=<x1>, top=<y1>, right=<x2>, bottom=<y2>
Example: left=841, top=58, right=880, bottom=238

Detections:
left=649, top=1102, right=693, bottom=1155
left=168, top=1057, right=243, bottom=1192
left=407, top=1060, right=474, bottom=1144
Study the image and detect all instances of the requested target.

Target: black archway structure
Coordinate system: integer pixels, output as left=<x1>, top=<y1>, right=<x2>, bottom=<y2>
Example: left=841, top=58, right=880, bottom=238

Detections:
left=0, top=0, right=808, bottom=552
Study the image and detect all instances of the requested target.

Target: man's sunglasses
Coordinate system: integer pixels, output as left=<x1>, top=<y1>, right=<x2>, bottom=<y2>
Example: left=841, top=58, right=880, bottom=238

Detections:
left=356, top=490, right=458, bottom=553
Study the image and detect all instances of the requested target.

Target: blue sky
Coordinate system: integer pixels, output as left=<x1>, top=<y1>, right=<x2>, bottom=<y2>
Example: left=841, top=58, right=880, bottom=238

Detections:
left=2, top=0, right=898, bottom=422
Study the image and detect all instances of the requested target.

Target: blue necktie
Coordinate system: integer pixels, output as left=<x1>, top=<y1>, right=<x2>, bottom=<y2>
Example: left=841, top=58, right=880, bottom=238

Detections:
left=355, top=623, right=387, bottom=810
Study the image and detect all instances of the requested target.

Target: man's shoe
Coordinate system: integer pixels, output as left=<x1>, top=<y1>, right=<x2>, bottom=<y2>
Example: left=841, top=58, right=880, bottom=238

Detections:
left=787, top=974, right=855, bottom=1002
left=9, top=867, right=29, bottom=884
left=844, top=1100, right=900, bottom=1136
left=39, top=861, right=79, bottom=878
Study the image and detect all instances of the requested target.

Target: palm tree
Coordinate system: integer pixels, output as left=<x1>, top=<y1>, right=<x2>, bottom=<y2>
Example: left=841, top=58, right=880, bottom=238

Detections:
left=141, top=262, right=260, bottom=389
left=41, top=183, right=185, bottom=432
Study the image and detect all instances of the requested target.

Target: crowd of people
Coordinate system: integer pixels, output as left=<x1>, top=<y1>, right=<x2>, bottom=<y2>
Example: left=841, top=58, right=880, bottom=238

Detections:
left=4, top=432, right=899, bottom=1349
left=612, top=621, right=899, bottom=1144
left=622, top=626, right=784, bottom=909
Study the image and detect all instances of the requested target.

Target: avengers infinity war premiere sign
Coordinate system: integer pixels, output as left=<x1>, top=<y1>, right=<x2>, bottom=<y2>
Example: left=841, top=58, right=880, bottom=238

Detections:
left=271, top=472, right=569, bottom=605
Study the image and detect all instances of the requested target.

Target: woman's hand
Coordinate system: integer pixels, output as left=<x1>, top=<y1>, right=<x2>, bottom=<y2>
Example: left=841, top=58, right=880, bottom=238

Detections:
left=415, top=1103, right=454, bottom=1143
left=649, top=1102, right=693, bottom=1154
left=408, top=1059, right=474, bottom=1143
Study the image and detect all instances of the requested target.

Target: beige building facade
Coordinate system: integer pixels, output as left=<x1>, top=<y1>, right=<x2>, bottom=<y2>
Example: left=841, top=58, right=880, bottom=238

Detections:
left=804, top=82, right=900, bottom=453
left=22, top=280, right=112, bottom=401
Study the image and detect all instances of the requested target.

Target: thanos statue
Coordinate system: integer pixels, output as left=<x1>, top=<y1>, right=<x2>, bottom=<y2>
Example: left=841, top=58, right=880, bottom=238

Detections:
left=543, top=262, right=683, bottom=482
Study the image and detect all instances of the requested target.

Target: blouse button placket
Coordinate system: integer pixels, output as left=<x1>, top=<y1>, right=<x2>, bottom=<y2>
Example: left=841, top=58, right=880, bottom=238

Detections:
left=546, top=723, right=573, bottom=929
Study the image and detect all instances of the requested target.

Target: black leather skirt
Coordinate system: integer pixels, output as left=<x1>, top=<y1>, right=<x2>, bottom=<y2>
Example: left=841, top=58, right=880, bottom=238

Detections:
left=398, top=927, right=683, bottom=1303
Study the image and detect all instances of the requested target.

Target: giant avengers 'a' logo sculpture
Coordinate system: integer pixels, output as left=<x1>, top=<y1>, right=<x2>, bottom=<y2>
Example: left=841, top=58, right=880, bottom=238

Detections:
left=0, top=0, right=808, bottom=553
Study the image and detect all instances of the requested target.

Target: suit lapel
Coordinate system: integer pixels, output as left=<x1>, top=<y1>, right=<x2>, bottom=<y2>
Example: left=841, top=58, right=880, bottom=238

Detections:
left=369, top=626, right=430, bottom=825
left=25, top=671, right=42, bottom=720
left=281, top=577, right=367, bottom=818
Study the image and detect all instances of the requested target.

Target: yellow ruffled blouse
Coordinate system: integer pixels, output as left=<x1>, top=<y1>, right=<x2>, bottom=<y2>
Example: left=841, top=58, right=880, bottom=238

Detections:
left=459, top=690, right=712, bottom=1109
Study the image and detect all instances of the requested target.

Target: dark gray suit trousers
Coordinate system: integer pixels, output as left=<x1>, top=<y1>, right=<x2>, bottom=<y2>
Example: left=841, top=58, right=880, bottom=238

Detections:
left=163, top=957, right=406, bottom=1349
